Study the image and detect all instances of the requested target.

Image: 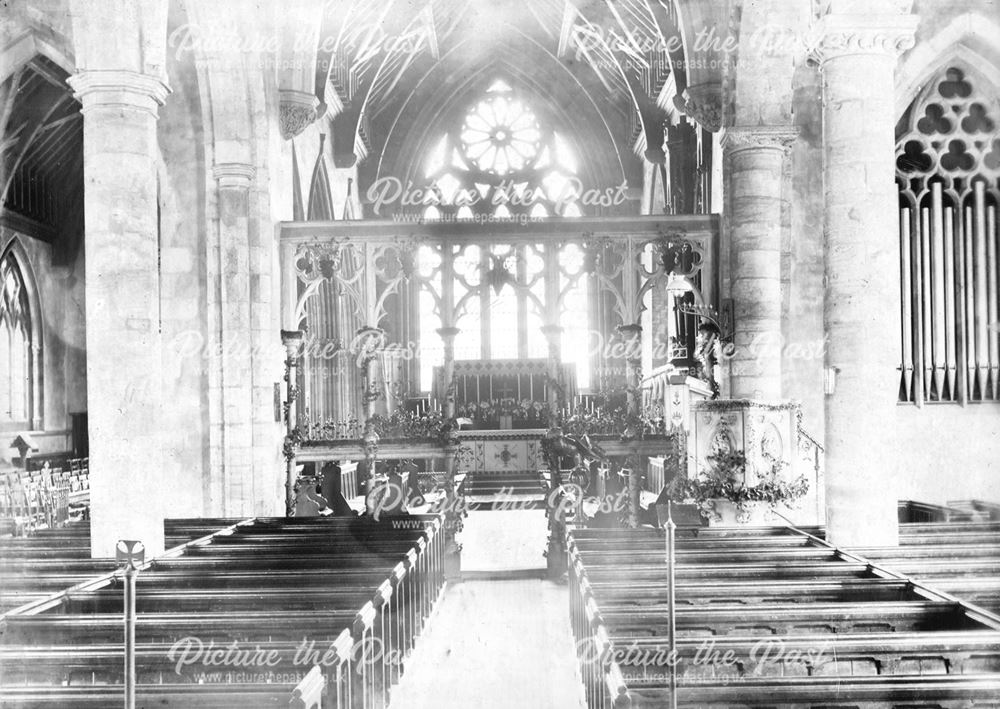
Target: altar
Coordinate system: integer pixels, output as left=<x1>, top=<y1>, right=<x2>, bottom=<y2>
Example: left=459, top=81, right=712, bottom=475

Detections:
left=433, top=359, right=577, bottom=430
left=455, top=429, right=545, bottom=476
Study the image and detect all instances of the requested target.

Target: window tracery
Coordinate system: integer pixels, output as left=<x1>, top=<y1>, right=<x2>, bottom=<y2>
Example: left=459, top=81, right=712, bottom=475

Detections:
left=421, top=79, right=584, bottom=220
left=896, top=65, right=1000, bottom=403
left=1, top=250, right=35, bottom=425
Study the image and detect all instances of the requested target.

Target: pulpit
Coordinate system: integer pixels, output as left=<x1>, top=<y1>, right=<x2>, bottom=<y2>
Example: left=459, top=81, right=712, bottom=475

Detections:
left=690, top=399, right=823, bottom=524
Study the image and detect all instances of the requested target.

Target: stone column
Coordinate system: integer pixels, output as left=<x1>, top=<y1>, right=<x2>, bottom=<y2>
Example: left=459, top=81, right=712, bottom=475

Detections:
left=722, top=126, right=796, bottom=401
left=212, top=163, right=256, bottom=516
left=68, top=70, right=170, bottom=558
left=812, top=9, right=917, bottom=547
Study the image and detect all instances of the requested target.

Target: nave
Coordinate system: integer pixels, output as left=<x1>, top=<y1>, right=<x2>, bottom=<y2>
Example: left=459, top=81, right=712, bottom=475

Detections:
left=3, top=504, right=1000, bottom=708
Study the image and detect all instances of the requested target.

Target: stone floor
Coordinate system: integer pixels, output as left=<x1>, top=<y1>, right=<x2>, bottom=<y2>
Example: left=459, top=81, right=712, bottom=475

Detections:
left=388, top=508, right=585, bottom=708
left=459, top=508, right=549, bottom=573
left=389, top=578, right=587, bottom=709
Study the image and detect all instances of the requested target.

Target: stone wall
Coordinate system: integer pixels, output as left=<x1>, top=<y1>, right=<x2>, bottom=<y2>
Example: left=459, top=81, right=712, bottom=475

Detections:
left=0, top=227, right=86, bottom=460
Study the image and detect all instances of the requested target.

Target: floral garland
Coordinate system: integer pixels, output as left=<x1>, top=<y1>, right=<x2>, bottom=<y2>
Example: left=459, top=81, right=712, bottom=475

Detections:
left=456, top=398, right=551, bottom=427
left=366, top=410, right=449, bottom=440
left=558, top=404, right=667, bottom=439
left=666, top=450, right=809, bottom=522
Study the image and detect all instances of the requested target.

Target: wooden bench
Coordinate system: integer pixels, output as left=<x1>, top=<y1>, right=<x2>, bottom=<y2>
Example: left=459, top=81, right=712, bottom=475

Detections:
left=0, top=682, right=327, bottom=708
left=0, top=519, right=105, bottom=612
left=566, top=523, right=1000, bottom=709
left=625, top=673, right=1000, bottom=707
left=595, top=601, right=978, bottom=636
left=607, top=630, right=1000, bottom=680
left=1, top=514, right=447, bottom=709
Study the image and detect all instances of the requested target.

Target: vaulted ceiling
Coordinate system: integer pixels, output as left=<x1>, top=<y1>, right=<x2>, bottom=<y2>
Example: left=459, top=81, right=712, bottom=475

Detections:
left=0, top=54, right=83, bottom=257
left=313, top=0, right=706, bottom=189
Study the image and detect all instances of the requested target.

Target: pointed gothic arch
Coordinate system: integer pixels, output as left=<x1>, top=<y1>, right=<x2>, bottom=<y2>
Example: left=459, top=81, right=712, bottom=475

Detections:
left=0, top=238, right=43, bottom=429
left=895, top=59, right=1000, bottom=404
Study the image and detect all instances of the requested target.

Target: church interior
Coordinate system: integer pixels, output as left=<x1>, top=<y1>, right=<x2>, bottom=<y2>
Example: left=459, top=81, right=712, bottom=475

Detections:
left=1, top=0, right=1000, bottom=706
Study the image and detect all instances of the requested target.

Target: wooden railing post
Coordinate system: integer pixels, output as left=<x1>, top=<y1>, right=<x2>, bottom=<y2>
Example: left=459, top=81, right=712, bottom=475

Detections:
left=664, top=501, right=678, bottom=709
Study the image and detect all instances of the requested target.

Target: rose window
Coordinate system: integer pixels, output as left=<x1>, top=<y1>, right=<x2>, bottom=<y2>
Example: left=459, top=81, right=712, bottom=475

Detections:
left=460, top=96, right=542, bottom=175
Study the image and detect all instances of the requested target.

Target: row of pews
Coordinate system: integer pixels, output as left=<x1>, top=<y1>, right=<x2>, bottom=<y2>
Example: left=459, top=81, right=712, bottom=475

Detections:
left=567, top=521, right=1000, bottom=708
left=1, top=458, right=90, bottom=535
left=1, top=514, right=446, bottom=707
left=0, top=521, right=108, bottom=612
left=899, top=498, right=1000, bottom=523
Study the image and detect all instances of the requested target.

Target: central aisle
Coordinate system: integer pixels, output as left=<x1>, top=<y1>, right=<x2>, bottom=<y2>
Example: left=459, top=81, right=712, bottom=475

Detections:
left=390, top=578, right=587, bottom=709
left=460, top=508, right=548, bottom=573
left=389, top=508, right=586, bottom=708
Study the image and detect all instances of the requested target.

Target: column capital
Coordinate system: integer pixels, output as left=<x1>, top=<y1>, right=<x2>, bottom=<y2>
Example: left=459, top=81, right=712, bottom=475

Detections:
left=279, top=90, right=320, bottom=140
left=677, top=82, right=723, bottom=133
left=809, top=12, right=918, bottom=64
left=213, top=162, right=256, bottom=189
left=722, top=125, right=798, bottom=154
left=67, top=70, right=170, bottom=117
left=280, top=329, right=304, bottom=349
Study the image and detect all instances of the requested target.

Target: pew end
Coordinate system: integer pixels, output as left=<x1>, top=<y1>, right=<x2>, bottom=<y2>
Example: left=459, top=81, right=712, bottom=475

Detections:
left=289, top=665, right=324, bottom=709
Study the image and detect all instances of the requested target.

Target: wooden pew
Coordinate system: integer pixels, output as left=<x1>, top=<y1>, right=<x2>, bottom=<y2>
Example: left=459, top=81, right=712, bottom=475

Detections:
left=625, top=673, right=1000, bottom=708
left=605, top=630, right=1000, bottom=681
left=566, top=523, right=1000, bottom=709
left=0, top=519, right=106, bottom=612
left=1, top=514, right=447, bottom=709
left=596, top=601, right=978, bottom=636
left=0, top=682, right=328, bottom=708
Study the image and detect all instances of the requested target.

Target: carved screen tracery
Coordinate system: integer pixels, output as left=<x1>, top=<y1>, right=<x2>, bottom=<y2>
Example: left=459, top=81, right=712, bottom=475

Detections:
left=280, top=217, right=719, bottom=433
left=896, top=65, right=1000, bottom=404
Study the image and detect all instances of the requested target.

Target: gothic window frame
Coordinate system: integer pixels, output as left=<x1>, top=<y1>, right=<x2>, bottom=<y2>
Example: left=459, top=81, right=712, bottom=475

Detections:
left=896, top=61, right=1000, bottom=404
left=414, top=240, right=593, bottom=394
left=0, top=240, right=42, bottom=430
left=419, top=78, right=585, bottom=220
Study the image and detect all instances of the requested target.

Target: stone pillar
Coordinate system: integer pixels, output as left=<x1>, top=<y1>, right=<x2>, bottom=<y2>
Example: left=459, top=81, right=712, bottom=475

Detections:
left=68, top=70, right=170, bottom=558
left=812, top=9, right=917, bottom=547
left=212, top=163, right=256, bottom=516
left=722, top=126, right=796, bottom=401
